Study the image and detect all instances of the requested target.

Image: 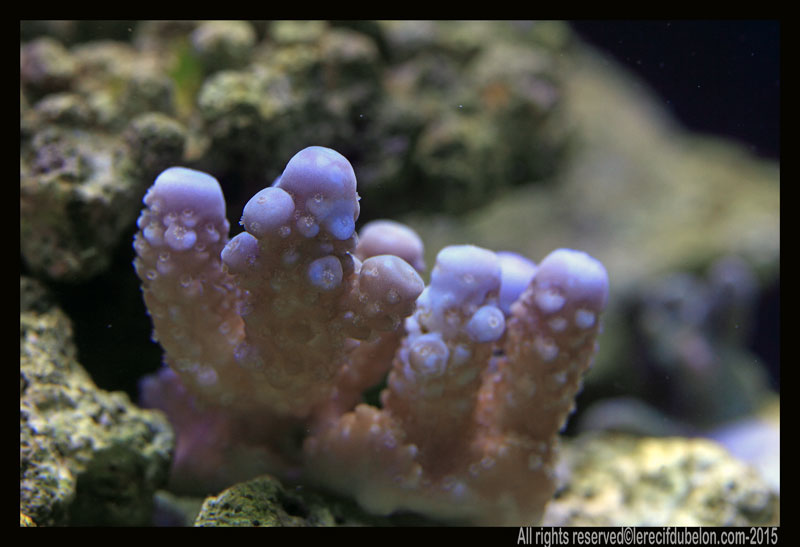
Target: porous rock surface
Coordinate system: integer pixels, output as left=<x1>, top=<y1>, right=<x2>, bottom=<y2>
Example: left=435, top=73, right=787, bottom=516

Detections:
left=20, top=277, right=174, bottom=526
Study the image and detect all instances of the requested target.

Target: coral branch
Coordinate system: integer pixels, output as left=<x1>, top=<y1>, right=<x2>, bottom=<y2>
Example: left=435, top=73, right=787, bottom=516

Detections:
left=133, top=167, right=244, bottom=403
left=136, top=147, right=423, bottom=419
left=304, top=246, right=608, bottom=525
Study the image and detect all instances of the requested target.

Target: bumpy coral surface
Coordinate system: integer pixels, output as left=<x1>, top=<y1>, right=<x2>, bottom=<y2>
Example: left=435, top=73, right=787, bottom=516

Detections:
left=134, top=146, right=608, bottom=525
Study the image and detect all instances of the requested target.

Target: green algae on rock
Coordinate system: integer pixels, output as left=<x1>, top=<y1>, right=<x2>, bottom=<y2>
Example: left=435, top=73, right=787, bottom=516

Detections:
left=20, top=278, right=174, bottom=526
left=194, top=475, right=399, bottom=527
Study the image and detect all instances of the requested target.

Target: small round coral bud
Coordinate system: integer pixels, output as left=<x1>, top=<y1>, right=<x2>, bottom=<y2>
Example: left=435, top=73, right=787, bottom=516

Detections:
left=466, top=305, right=506, bottom=342
left=408, top=333, right=450, bottom=377
left=164, top=222, right=197, bottom=251
left=241, top=187, right=295, bottom=238
left=356, top=220, right=426, bottom=273
left=307, top=255, right=344, bottom=291
left=221, top=232, right=259, bottom=273
left=359, top=255, right=425, bottom=308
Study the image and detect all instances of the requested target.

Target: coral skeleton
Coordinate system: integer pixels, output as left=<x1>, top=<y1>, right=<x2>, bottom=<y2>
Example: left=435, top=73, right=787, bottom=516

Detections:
left=134, top=146, right=609, bottom=525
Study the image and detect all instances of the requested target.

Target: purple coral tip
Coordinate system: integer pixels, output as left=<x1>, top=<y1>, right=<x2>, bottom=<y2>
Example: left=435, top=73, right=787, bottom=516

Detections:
left=275, top=146, right=360, bottom=241
left=535, top=248, right=609, bottom=311
left=146, top=167, right=226, bottom=222
left=241, top=187, right=295, bottom=238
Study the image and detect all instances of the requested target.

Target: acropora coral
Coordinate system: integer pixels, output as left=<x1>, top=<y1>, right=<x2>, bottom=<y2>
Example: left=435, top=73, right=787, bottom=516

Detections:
left=134, top=145, right=609, bottom=525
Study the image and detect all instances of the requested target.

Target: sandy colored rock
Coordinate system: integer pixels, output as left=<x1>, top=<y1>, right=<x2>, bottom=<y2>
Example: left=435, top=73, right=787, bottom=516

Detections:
left=543, top=433, right=779, bottom=526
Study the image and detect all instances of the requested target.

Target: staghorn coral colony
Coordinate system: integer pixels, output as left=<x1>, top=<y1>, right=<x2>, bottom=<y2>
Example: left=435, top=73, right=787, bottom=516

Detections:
left=134, top=145, right=608, bottom=525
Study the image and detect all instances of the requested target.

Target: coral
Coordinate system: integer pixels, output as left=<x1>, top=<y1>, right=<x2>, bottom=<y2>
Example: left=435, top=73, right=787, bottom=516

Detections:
left=134, top=146, right=608, bottom=525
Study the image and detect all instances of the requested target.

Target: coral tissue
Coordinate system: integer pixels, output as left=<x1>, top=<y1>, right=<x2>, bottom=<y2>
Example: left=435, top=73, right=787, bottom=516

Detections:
left=134, top=146, right=609, bottom=525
